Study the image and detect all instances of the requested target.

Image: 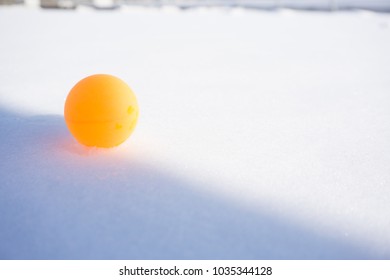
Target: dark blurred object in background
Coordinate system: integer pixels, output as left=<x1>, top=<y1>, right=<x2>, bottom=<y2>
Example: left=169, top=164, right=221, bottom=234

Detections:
left=38, top=0, right=121, bottom=9
left=40, top=0, right=76, bottom=9
left=0, top=0, right=24, bottom=5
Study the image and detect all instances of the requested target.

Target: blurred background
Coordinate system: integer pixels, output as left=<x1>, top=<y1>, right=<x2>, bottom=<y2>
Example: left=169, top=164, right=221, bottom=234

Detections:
left=0, top=0, right=389, bottom=12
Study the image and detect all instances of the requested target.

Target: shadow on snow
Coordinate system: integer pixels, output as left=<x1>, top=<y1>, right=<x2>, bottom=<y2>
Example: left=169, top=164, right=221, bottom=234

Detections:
left=0, top=107, right=379, bottom=259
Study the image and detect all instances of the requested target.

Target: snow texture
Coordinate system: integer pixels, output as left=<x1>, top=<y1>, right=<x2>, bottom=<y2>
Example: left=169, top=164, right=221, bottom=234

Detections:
left=0, top=6, right=390, bottom=259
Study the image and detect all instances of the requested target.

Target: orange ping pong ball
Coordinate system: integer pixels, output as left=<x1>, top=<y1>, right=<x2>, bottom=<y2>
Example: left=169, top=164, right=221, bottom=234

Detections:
left=64, top=74, right=139, bottom=148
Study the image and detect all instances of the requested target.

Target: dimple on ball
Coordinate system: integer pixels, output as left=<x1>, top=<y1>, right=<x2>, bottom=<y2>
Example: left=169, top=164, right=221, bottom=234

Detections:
left=64, top=74, right=139, bottom=148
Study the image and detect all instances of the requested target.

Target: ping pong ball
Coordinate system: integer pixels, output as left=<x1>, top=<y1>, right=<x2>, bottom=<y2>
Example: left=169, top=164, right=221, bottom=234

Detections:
left=64, top=74, right=139, bottom=148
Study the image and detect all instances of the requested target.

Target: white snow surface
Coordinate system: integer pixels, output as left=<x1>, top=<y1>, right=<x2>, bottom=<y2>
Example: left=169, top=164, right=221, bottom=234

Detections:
left=0, top=6, right=390, bottom=259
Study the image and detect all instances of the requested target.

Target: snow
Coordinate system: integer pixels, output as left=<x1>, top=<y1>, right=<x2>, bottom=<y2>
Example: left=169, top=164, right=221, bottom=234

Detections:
left=0, top=6, right=390, bottom=259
